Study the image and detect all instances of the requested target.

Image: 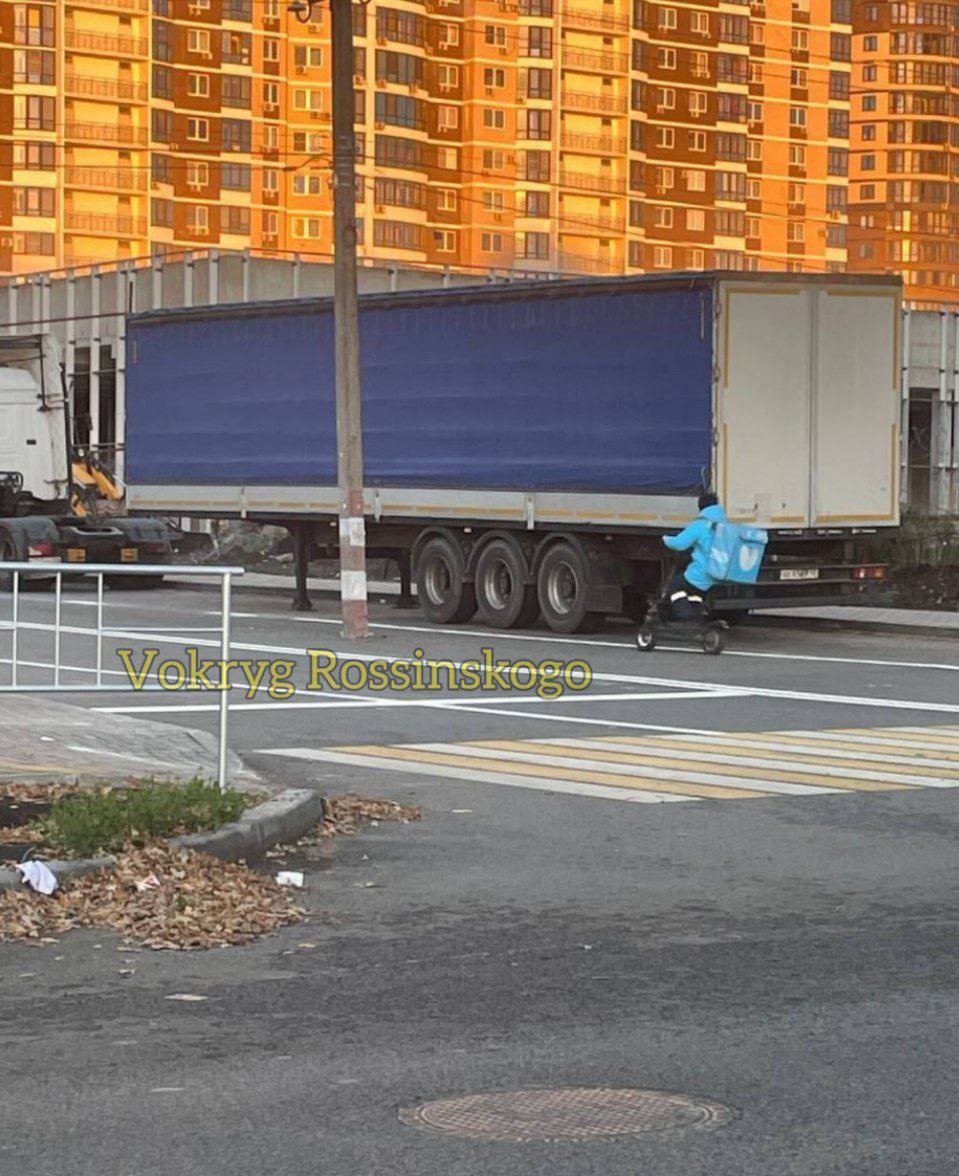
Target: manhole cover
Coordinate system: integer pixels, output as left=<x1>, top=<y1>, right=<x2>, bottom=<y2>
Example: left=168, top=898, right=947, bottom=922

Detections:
left=398, top=1087, right=736, bottom=1142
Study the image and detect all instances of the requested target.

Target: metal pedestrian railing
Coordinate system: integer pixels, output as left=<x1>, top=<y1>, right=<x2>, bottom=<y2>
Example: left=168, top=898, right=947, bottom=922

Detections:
left=0, top=563, right=244, bottom=788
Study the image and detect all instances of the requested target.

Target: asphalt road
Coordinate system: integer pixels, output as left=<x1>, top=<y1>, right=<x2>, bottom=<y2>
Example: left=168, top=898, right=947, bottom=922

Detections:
left=1, top=583, right=957, bottom=1175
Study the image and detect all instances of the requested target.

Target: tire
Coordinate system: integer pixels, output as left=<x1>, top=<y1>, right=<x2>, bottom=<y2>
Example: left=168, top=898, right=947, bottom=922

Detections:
left=474, top=538, right=539, bottom=630
left=0, top=534, right=18, bottom=593
left=636, top=626, right=656, bottom=652
left=536, top=542, right=603, bottom=634
left=703, top=624, right=727, bottom=656
left=416, top=534, right=476, bottom=625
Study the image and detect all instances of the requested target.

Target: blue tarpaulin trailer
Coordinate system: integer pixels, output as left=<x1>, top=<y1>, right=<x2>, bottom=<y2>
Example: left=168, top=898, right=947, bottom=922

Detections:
left=125, top=271, right=901, bottom=631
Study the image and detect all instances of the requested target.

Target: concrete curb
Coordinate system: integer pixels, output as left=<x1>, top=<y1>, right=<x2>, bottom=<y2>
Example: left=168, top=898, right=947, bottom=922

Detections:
left=747, top=615, right=959, bottom=640
left=0, top=788, right=325, bottom=893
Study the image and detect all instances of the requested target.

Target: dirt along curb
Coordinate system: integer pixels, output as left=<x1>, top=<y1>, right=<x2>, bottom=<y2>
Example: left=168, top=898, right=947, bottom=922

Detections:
left=0, top=787, right=326, bottom=893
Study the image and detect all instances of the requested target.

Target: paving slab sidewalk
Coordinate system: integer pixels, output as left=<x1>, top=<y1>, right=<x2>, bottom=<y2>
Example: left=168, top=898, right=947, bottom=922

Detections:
left=0, top=696, right=257, bottom=787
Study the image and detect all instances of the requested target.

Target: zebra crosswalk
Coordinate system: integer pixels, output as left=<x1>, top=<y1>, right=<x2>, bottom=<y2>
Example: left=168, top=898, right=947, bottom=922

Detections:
left=263, top=724, right=959, bottom=807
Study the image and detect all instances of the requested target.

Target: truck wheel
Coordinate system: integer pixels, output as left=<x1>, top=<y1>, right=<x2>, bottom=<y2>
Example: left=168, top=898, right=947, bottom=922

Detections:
left=0, top=534, right=19, bottom=593
left=537, top=542, right=603, bottom=634
left=417, top=534, right=476, bottom=625
left=474, top=538, right=539, bottom=630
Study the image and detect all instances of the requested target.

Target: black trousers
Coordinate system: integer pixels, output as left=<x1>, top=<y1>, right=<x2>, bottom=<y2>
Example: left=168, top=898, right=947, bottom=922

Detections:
left=667, top=571, right=707, bottom=621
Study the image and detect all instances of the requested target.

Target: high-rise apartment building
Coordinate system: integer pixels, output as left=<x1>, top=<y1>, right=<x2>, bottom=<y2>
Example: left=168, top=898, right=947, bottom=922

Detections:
left=1, top=0, right=853, bottom=281
left=848, top=1, right=959, bottom=304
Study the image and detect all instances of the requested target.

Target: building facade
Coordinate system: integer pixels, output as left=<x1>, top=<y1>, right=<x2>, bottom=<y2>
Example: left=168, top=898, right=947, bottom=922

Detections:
left=2, top=0, right=854, bottom=281
left=847, top=1, right=959, bottom=305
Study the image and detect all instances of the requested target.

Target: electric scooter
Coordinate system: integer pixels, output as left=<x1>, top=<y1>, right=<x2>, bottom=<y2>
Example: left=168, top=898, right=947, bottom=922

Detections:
left=635, top=556, right=729, bottom=656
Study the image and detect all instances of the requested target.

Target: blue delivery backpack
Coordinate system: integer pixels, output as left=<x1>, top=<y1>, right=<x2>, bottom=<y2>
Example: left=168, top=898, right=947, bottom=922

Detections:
left=704, top=523, right=768, bottom=585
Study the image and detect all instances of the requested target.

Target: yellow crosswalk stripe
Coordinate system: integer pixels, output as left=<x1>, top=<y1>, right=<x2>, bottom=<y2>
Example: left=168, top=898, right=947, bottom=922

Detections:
left=718, top=730, right=959, bottom=761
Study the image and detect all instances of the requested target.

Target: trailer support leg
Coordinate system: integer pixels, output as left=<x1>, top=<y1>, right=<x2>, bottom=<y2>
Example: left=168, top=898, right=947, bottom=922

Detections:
left=395, top=552, right=417, bottom=610
left=291, top=524, right=314, bottom=613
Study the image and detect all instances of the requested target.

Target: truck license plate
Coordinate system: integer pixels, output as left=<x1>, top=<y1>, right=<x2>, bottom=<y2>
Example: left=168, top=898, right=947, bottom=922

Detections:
left=780, top=568, right=820, bottom=581
left=66, top=548, right=86, bottom=563
left=120, top=547, right=139, bottom=563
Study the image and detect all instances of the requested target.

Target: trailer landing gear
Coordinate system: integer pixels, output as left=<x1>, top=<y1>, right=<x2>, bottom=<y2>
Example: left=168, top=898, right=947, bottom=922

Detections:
left=291, top=523, right=313, bottom=613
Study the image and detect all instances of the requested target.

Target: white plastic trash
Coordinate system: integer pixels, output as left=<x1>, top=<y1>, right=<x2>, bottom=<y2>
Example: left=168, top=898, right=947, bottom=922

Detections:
left=276, top=871, right=304, bottom=889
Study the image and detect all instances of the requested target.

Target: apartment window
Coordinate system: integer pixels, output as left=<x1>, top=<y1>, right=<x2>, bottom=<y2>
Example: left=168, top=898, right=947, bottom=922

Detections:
left=522, top=190, right=550, bottom=217
left=152, top=154, right=172, bottom=184
left=292, top=217, right=323, bottom=239
left=222, top=119, right=251, bottom=151
left=747, top=140, right=762, bottom=162
left=518, top=109, right=551, bottom=140
left=862, top=95, right=876, bottom=112
left=830, top=71, right=850, bottom=101
left=264, top=125, right=281, bottom=150
left=14, top=232, right=55, bottom=256
left=13, top=142, right=55, bottom=170
left=631, top=81, right=646, bottom=112
left=187, top=28, right=211, bottom=56
left=689, top=249, right=705, bottom=270
left=483, top=191, right=505, bottom=212
left=376, top=93, right=425, bottom=129
left=862, top=154, right=876, bottom=171
left=153, top=65, right=172, bottom=100
left=186, top=161, right=208, bottom=189
left=517, top=231, right=550, bottom=259
left=860, top=184, right=875, bottom=200
left=13, top=48, right=54, bottom=84
left=522, top=151, right=550, bottom=181
left=691, top=51, right=709, bottom=79
left=791, top=29, right=808, bottom=51
left=717, top=172, right=746, bottom=201
left=790, top=107, right=807, bottom=128
left=522, top=68, right=552, bottom=99
left=719, top=93, right=748, bottom=122
left=222, top=76, right=251, bottom=108
left=687, top=208, right=705, bottom=232
left=789, top=144, right=806, bottom=167
left=628, top=241, right=643, bottom=268
left=434, top=229, right=457, bottom=253
left=152, top=109, right=173, bottom=142
left=653, top=245, right=673, bottom=268
left=15, top=95, right=55, bottom=131
left=223, top=0, right=252, bottom=19
left=294, top=88, right=324, bottom=112
left=483, top=109, right=506, bottom=130
left=484, top=67, right=505, bottom=88
left=862, top=125, right=876, bottom=141
left=657, top=6, right=677, bottom=30
left=437, top=63, right=459, bottom=90
left=437, top=22, right=459, bottom=46
left=829, top=110, right=850, bottom=137
left=654, top=207, right=673, bottom=228
left=684, top=169, right=706, bottom=192
left=788, top=182, right=806, bottom=206
left=481, top=232, right=503, bottom=252
left=655, top=88, right=675, bottom=112
left=863, top=65, right=877, bottom=81
left=524, top=27, right=552, bottom=57
left=221, top=30, right=251, bottom=64
left=863, top=34, right=878, bottom=52
left=294, top=46, right=324, bottom=68
left=656, top=127, right=674, bottom=149
left=719, top=13, right=748, bottom=44
left=376, top=50, right=423, bottom=86
left=187, top=72, right=210, bottom=97
left=263, top=82, right=279, bottom=108
left=787, top=222, right=805, bottom=243
left=15, top=5, right=55, bottom=46
left=187, top=205, right=210, bottom=234
left=830, top=32, right=851, bottom=62
left=437, top=105, right=459, bottom=131
left=293, top=175, right=323, bottom=196
left=657, top=47, right=676, bottom=69
left=151, top=198, right=173, bottom=228
left=264, top=38, right=279, bottom=62
left=484, top=24, right=507, bottom=46
left=153, top=19, right=173, bottom=60
left=13, top=187, right=55, bottom=217
left=689, top=91, right=707, bottom=117
left=222, top=207, right=250, bottom=235
left=437, top=189, right=457, bottom=211
left=630, top=121, right=644, bottom=151
left=827, top=184, right=847, bottom=212
left=654, top=166, right=674, bottom=191
left=691, top=11, right=709, bottom=34
left=222, top=162, right=251, bottom=190
left=187, top=117, right=209, bottom=141
left=715, top=209, right=745, bottom=235
left=483, top=149, right=506, bottom=170
left=376, top=134, right=423, bottom=167
left=717, top=132, right=745, bottom=162
left=375, top=178, right=425, bottom=209
left=828, top=148, right=849, bottom=176
left=791, top=68, right=807, bottom=89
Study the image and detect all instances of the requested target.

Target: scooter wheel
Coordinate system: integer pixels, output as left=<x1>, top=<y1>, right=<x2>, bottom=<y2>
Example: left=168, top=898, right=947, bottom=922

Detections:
left=703, top=625, right=727, bottom=656
left=636, top=626, right=656, bottom=652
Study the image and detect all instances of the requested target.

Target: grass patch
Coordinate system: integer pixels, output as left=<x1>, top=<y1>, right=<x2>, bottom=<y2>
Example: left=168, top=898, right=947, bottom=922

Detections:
left=39, top=778, right=248, bottom=859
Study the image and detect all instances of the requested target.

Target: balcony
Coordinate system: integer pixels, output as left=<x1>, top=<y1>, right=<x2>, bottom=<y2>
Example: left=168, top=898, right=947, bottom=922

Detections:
left=562, top=7, right=628, bottom=32
left=562, top=211, right=621, bottom=233
left=561, top=46, right=628, bottom=73
left=65, top=211, right=147, bottom=237
left=64, top=122, right=149, bottom=147
left=64, top=166, right=147, bottom=193
left=561, top=130, right=626, bottom=155
left=556, top=250, right=619, bottom=274
left=64, top=28, right=148, bottom=56
left=559, top=169, right=625, bottom=194
left=65, top=73, right=148, bottom=103
left=70, top=0, right=148, bottom=12
left=562, top=90, right=627, bottom=115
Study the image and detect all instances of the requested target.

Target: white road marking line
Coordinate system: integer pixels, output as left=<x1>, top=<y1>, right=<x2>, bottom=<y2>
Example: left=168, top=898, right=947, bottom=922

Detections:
left=523, top=737, right=954, bottom=787
left=256, top=747, right=690, bottom=804
left=407, top=742, right=839, bottom=796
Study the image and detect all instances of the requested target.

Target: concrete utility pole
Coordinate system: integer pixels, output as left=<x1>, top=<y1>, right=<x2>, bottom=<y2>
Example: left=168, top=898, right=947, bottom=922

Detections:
left=289, top=0, right=371, bottom=638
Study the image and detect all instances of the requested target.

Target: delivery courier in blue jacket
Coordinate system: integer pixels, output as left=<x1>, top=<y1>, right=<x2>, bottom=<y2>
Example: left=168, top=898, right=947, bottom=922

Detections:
left=662, top=492, right=727, bottom=620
